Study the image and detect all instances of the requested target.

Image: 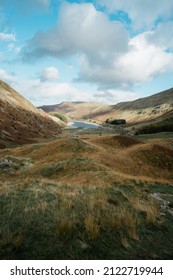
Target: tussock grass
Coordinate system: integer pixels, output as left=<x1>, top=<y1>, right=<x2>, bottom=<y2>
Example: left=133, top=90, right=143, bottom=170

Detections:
left=1, top=135, right=173, bottom=184
left=85, top=214, right=100, bottom=239
left=127, top=195, right=160, bottom=224
left=89, top=135, right=143, bottom=154
left=0, top=180, right=173, bottom=259
left=1, top=134, right=173, bottom=259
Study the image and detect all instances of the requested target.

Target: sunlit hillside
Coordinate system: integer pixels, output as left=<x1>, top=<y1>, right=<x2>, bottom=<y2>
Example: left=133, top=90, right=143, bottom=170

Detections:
left=0, top=80, right=62, bottom=148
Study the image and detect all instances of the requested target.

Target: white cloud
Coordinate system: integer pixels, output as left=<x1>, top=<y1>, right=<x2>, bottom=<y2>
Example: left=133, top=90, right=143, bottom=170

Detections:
left=144, top=22, right=173, bottom=50
left=94, top=89, right=137, bottom=104
left=14, top=77, right=137, bottom=106
left=77, top=30, right=173, bottom=87
left=40, top=66, right=59, bottom=82
left=0, top=68, right=15, bottom=83
left=0, top=32, right=16, bottom=41
left=0, top=1, right=164, bottom=97
left=15, top=79, right=92, bottom=106
left=21, top=2, right=173, bottom=89
left=116, top=33, right=173, bottom=84
left=97, top=0, right=173, bottom=28
left=23, top=2, right=128, bottom=60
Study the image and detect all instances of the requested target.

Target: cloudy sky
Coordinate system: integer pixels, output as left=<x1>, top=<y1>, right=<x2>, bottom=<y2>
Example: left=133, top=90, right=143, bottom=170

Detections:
left=0, top=0, right=173, bottom=106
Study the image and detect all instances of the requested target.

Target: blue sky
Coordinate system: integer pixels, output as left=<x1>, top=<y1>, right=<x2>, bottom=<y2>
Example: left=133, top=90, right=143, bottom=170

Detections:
left=0, top=0, right=173, bottom=106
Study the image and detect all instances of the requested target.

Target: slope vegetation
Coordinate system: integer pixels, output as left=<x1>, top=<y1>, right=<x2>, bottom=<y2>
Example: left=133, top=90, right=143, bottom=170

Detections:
left=0, top=80, right=61, bottom=148
left=0, top=134, right=173, bottom=259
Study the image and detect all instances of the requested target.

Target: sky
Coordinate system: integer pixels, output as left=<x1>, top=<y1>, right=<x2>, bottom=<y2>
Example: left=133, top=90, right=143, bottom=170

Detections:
left=0, top=0, right=173, bottom=106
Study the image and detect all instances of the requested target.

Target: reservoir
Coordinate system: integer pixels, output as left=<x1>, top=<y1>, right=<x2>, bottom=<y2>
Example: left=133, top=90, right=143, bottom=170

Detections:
left=68, top=121, right=99, bottom=129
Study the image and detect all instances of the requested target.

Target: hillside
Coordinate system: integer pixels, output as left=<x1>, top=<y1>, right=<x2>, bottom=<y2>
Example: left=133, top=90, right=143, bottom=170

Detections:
left=40, top=88, right=173, bottom=125
left=0, top=80, right=61, bottom=148
left=93, top=88, right=173, bottom=124
left=0, top=134, right=173, bottom=259
left=39, top=101, right=111, bottom=121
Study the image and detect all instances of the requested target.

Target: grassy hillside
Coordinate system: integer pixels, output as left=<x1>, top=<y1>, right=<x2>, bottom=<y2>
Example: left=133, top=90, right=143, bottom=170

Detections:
left=135, top=118, right=173, bottom=134
left=0, top=80, right=61, bottom=148
left=39, top=101, right=111, bottom=121
left=115, top=88, right=173, bottom=110
left=0, top=134, right=173, bottom=259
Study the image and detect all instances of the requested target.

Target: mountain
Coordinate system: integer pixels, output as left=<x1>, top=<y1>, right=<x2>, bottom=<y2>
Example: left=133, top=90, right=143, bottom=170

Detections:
left=39, top=101, right=111, bottom=121
left=0, top=80, right=61, bottom=148
left=40, top=88, right=173, bottom=125
left=110, top=88, right=173, bottom=123
left=91, top=88, right=173, bottom=124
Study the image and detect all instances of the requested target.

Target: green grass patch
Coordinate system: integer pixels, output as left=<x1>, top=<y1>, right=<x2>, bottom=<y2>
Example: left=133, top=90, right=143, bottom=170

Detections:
left=135, top=118, right=173, bottom=135
left=50, top=112, right=68, bottom=123
left=148, top=183, right=173, bottom=194
left=135, top=132, right=173, bottom=140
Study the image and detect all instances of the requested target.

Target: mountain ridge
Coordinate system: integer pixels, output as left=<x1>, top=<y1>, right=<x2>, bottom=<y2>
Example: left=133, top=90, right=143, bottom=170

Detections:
left=39, top=87, right=173, bottom=124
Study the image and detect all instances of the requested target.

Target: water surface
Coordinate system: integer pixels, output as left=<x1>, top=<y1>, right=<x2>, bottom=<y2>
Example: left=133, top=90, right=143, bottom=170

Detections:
left=68, top=121, right=99, bottom=129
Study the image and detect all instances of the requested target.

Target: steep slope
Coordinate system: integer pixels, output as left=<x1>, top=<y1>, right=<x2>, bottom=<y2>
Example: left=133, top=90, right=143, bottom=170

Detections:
left=0, top=80, right=61, bottom=148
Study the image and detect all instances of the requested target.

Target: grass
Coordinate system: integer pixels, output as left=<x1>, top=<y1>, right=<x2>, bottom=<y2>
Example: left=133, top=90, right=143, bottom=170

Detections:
left=65, top=126, right=119, bottom=136
left=135, top=118, right=173, bottom=135
left=0, top=180, right=173, bottom=259
left=148, top=183, right=173, bottom=194
left=135, top=132, right=173, bottom=140
left=50, top=112, right=68, bottom=123
left=40, top=157, right=103, bottom=178
left=0, top=134, right=173, bottom=259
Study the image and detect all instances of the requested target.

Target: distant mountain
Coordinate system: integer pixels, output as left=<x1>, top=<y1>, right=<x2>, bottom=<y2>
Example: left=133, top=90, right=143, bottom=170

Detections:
left=0, top=80, right=61, bottom=148
left=40, top=88, right=173, bottom=125
left=107, top=88, right=173, bottom=124
left=39, top=101, right=111, bottom=121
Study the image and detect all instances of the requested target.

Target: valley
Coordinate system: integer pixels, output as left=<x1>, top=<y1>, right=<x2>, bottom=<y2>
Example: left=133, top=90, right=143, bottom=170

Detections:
left=0, top=81, right=173, bottom=260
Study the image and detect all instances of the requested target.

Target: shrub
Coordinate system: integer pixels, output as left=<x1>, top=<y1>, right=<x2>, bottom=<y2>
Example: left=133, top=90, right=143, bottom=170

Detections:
left=106, top=118, right=126, bottom=125
left=50, top=112, right=68, bottom=123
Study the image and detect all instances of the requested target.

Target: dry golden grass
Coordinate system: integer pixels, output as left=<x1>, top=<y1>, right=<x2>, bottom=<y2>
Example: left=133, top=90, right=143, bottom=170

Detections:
left=85, top=214, right=100, bottom=239
left=127, top=195, right=160, bottom=224
left=56, top=217, right=74, bottom=238
left=1, top=134, right=173, bottom=187
left=1, top=132, right=173, bottom=259
left=89, top=135, right=143, bottom=149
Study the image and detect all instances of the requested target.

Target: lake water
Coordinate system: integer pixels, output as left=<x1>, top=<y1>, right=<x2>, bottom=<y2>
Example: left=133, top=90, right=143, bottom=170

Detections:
left=68, top=121, right=99, bottom=129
